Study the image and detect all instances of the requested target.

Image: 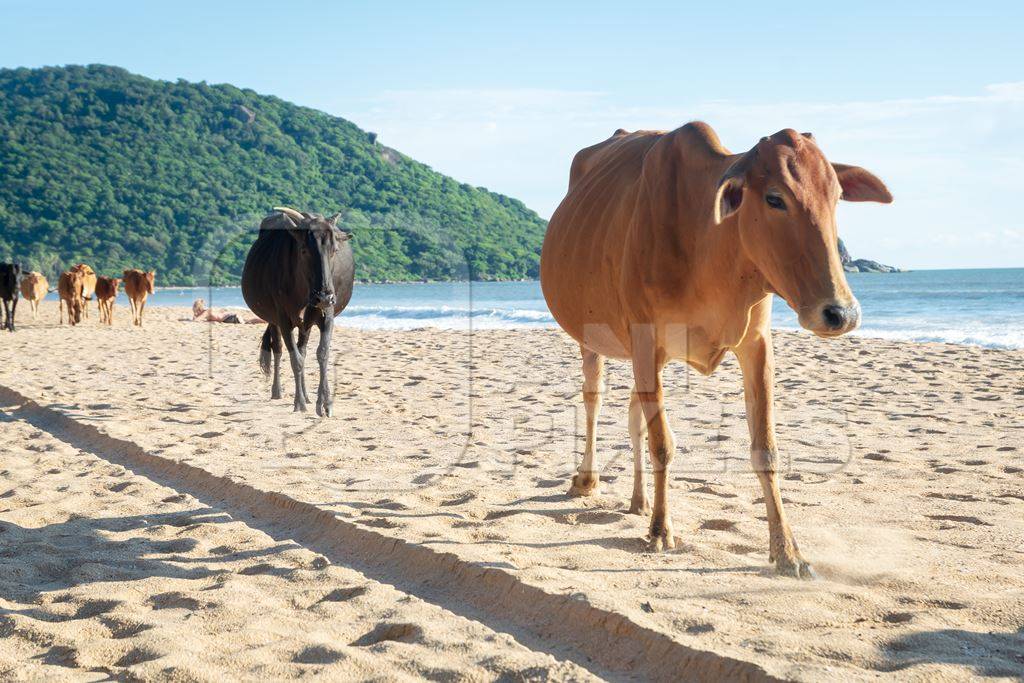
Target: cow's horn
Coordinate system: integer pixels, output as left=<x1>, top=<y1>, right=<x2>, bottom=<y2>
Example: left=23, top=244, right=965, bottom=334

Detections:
left=273, top=206, right=306, bottom=222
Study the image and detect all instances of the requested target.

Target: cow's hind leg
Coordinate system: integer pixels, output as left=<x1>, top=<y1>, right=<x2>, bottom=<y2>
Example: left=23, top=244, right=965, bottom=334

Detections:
left=569, top=346, right=604, bottom=496
left=628, top=385, right=651, bottom=515
left=280, top=325, right=307, bottom=413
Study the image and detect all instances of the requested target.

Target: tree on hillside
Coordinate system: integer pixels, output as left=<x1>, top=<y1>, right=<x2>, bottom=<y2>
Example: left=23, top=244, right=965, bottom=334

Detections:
left=0, top=65, right=548, bottom=284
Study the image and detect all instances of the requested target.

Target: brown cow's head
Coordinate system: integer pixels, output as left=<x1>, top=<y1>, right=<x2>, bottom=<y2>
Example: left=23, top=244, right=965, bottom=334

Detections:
left=274, top=207, right=351, bottom=313
left=715, top=129, right=891, bottom=337
left=145, top=271, right=155, bottom=294
left=98, top=276, right=121, bottom=299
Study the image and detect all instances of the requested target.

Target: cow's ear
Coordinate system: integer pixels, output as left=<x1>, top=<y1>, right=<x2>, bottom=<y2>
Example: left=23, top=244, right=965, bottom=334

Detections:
left=714, top=147, right=757, bottom=224
left=714, top=177, right=744, bottom=224
left=833, top=163, right=893, bottom=203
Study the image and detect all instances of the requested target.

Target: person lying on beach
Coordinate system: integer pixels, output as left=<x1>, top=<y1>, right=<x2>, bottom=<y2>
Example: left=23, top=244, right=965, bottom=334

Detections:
left=191, top=299, right=265, bottom=324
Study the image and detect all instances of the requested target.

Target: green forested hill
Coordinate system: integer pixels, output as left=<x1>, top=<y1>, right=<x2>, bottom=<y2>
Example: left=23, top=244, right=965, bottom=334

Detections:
left=0, top=65, right=547, bottom=284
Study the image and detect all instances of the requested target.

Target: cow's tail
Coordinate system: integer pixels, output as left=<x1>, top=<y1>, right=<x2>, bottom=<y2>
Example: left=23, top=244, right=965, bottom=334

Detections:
left=259, top=325, right=277, bottom=376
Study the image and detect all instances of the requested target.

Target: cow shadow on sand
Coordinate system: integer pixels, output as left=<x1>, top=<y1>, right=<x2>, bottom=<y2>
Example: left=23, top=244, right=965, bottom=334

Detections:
left=880, top=627, right=1024, bottom=677
left=0, top=508, right=299, bottom=614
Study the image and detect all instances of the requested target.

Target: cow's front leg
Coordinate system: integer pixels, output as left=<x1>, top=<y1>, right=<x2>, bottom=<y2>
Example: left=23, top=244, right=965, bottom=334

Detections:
left=735, top=331, right=815, bottom=579
left=569, top=346, right=604, bottom=496
left=280, top=325, right=307, bottom=413
left=269, top=326, right=284, bottom=400
left=296, top=323, right=313, bottom=405
left=627, top=386, right=651, bottom=515
left=315, top=314, right=334, bottom=417
left=631, top=332, right=674, bottom=551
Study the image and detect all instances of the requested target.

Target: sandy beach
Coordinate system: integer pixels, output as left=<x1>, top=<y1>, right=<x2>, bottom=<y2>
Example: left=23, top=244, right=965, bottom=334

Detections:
left=1, top=301, right=1022, bottom=681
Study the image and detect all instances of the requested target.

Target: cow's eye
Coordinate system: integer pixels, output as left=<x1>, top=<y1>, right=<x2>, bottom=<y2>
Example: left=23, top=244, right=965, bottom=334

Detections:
left=765, top=194, right=786, bottom=210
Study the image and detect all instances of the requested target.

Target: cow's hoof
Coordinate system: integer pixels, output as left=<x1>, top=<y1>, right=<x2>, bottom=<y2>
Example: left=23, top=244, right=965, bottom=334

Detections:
left=293, top=402, right=307, bottom=413
left=647, top=516, right=675, bottom=552
left=628, top=493, right=651, bottom=516
left=775, top=556, right=817, bottom=580
left=316, top=400, right=333, bottom=418
left=271, top=389, right=282, bottom=400
left=567, top=473, right=599, bottom=497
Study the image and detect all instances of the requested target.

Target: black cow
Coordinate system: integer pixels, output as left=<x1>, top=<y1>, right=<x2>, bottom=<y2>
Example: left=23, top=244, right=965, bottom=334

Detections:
left=0, top=263, right=21, bottom=332
left=241, top=207, right=354, bottom=416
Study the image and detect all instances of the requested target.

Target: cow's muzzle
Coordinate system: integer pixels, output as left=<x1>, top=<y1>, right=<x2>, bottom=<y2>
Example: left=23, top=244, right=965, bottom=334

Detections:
left=312, top=291, right=336, bottom=311
left=797, top=298, right=861, bottom=337
left=817, top=300, right=860, bottom=336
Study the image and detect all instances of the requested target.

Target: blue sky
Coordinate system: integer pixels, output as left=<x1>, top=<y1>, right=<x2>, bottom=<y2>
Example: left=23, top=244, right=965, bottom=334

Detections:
left=2, top=0, right=1022, bottom=268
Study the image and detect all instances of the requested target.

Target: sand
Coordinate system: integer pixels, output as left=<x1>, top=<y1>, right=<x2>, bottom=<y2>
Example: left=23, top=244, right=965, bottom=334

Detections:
left=0, top=300, right=1022, bottom=681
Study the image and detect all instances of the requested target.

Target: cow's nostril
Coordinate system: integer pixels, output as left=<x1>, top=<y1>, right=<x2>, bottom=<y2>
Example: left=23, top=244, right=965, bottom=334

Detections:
left=822, top=305, right=845, bottom=330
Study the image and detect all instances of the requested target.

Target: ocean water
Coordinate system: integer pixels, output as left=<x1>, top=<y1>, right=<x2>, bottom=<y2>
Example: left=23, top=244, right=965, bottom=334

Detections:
left=58, top=268, right=1024, bottom=349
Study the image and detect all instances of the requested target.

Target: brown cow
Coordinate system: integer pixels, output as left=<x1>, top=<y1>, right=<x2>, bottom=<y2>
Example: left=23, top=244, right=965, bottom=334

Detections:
left=540, top=123, right=892, bottom=578
left=123, top=269, right=155, bottom=327
left=19, top=271, right=49, bottom=319
left=70, top=264, right=97, bottom=319
left=58, top=269, right=86, bottom=326
left=95, top=276, right=121, bottom=325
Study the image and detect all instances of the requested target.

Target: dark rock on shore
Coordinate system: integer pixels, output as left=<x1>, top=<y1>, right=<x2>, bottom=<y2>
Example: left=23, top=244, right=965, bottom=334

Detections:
left=837, top=238, right=901, bottom=273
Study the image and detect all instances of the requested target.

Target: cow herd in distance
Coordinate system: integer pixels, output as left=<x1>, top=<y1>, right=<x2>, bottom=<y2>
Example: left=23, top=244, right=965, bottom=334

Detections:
left=0, top=261, right=156, bottom=330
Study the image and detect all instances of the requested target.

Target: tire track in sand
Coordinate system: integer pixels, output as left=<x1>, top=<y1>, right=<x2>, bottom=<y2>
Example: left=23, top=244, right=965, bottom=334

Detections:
left=0, top=384, right=778, bottom=683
